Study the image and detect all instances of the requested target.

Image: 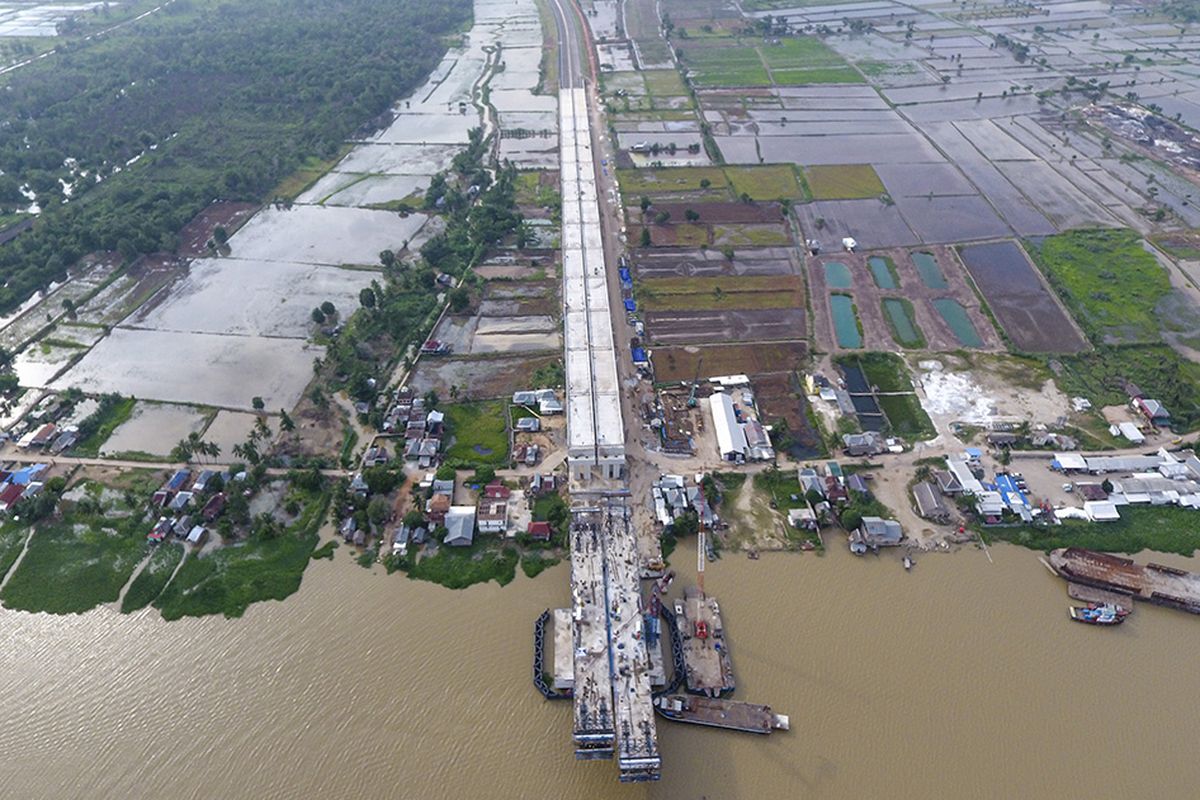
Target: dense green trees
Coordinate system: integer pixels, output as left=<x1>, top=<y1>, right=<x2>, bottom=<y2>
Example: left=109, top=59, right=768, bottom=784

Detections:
left=0, top=0, right=472, bottom=312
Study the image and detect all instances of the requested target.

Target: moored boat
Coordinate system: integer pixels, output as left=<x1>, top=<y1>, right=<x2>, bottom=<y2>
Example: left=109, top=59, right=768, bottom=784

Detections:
left=1068, top=604, right=1128, bottom=625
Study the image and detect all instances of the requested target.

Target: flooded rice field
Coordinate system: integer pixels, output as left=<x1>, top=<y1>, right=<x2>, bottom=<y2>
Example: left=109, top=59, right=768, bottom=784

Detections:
left=201, top=410, right=278, bottom=457
left=227, top=206, right=428, bottom=267
left=11, top=342, right=82, bottom=388
left=100, top=402, right=210, bottom=457
left=52, top=329, right=323, bottom=412
left=129, top=259, right=375, bottom=339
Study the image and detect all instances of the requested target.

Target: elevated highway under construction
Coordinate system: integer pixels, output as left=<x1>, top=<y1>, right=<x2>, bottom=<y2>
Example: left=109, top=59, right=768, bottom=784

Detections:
left=547, top=0, right=659, bottom=783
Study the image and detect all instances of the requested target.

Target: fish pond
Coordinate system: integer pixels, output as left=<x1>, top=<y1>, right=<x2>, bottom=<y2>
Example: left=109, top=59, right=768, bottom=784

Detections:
left=830, top=294, right=863, bottom=349
left=911, top=251, right=947, bottom=289
left=824, top=261, right=853, bottom=289
left=932, top=298, right=984, bottom=348
left=868, top=256, right=898, bottom=290
left=882, top=298, right=924, bottom=347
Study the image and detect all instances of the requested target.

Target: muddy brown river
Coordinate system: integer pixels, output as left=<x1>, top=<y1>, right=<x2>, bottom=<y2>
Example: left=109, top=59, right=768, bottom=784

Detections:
left=1, top=540, right=1198, bottom=799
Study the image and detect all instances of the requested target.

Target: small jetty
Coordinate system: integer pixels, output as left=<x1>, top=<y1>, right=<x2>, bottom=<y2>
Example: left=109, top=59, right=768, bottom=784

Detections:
left=654, top=694, right=788, bottom=735
left=674, top=587, right=735, bottom=697
left=1048, top=548, right=1200, bottom=615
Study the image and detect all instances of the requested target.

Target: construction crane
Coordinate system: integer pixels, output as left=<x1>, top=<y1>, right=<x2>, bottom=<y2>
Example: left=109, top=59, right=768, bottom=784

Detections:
left=686, top=356, right=704, bottom=408
left=697, top=519, right=706, bottom=595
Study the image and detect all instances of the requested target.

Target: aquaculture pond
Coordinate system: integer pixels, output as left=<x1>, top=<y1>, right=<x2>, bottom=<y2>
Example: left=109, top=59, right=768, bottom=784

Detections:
left=839, top=362, right=885, bottom=431
left=932, top=298, right=983, bottom=347
left=882, top=299, right=923, bottom=347
left=823, top=261, right=853, bottom=288
left=912, top=251, right=947, bottom=289
left=867, top=256, right=897, bottom=290
left=830, top=294, right=863, bottom=348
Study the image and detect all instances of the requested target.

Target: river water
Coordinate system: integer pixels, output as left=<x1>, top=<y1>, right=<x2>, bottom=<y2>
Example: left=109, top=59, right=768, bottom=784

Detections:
left=1, top=540, right=1198, bottom=799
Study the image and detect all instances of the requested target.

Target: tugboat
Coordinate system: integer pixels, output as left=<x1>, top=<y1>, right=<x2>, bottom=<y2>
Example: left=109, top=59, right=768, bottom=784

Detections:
left=1069, top=604, right=1129, bottom=625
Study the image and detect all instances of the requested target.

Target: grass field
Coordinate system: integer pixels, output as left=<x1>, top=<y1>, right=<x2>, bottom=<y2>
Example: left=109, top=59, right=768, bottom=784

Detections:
left=684, top=44, right=772, bottom=87
left=713, top=224, right=791, bottom=246
left=271, top=145, right=353, bottom=201
left=0, top=506, right=146, bottom=614
left=771, top=66, right=863, bottom=84
left=654, top=342, right=807, bottom=382
left=407, top=540, right=519, bottom=589
left=618, top=166, right=729, bottom=194
left=642, top=69, right=688, bottom=96
left=878, top=394, right=936, bottom=439
left=1026, top=229, right=1170, bottom=345
left=804, top=164, right=886, bottom=200
left=0, top=520, right=29, bottom=586
left=758, top=36, right=846, bottom=69
left=121, top=542, right=184, bottom=613
left=989, top=505, right=1200, bottom=556
left=672, top=223, right=710, bottom=246
left=154, top=488, right=329, bottom=620
left=851, top=351, right=914, bottom=393
left=444, top=401, right=510, bottom=466
left=725, top=164, right=803, bottom=200
left=639, top=275, right=803, bottom=312
left=519, top=551, right=561, bottom=579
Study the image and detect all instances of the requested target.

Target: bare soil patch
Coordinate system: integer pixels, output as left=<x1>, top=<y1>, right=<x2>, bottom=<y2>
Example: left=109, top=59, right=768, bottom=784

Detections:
left=177, top=202, right=259, bottom=257
left=654, top=341, right=808, bottom=382
left=408, top=354, right=562, bottom=400
left=645, top=308, right=806, bottom=345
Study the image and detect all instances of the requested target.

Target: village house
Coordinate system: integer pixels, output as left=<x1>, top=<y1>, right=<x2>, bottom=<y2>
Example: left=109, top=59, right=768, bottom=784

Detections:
left=850, top=516, right=903, bottom=552
left=201, top=493, right=226, bottom=522
left=444, top=506, right=476, bottom=547
left=787, top=507, right=818, bottom=531
left=912, top=482, right=951, bottom=523
left=426, top=493, right=451, bottom=525
left=1135, top=398, right=1171, bottom=426
left=842, top=431, right=884, bottom=457
left=527, top=521, right=553, bottom=541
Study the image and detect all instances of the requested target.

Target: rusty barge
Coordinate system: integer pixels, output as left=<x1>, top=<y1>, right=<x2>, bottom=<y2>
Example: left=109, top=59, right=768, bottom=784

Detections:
left=1047, top=548, right=1200, bottom=615
left=654, top=694, right=789, bottom=735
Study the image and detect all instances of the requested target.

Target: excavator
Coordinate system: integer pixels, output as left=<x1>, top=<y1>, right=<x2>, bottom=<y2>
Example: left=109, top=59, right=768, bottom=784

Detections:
left=686, top=356, right=704, bottom=408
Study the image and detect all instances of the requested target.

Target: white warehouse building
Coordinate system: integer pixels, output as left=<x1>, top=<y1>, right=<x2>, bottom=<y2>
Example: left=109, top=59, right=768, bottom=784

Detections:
left=710, top=392, right=748, bottom=462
